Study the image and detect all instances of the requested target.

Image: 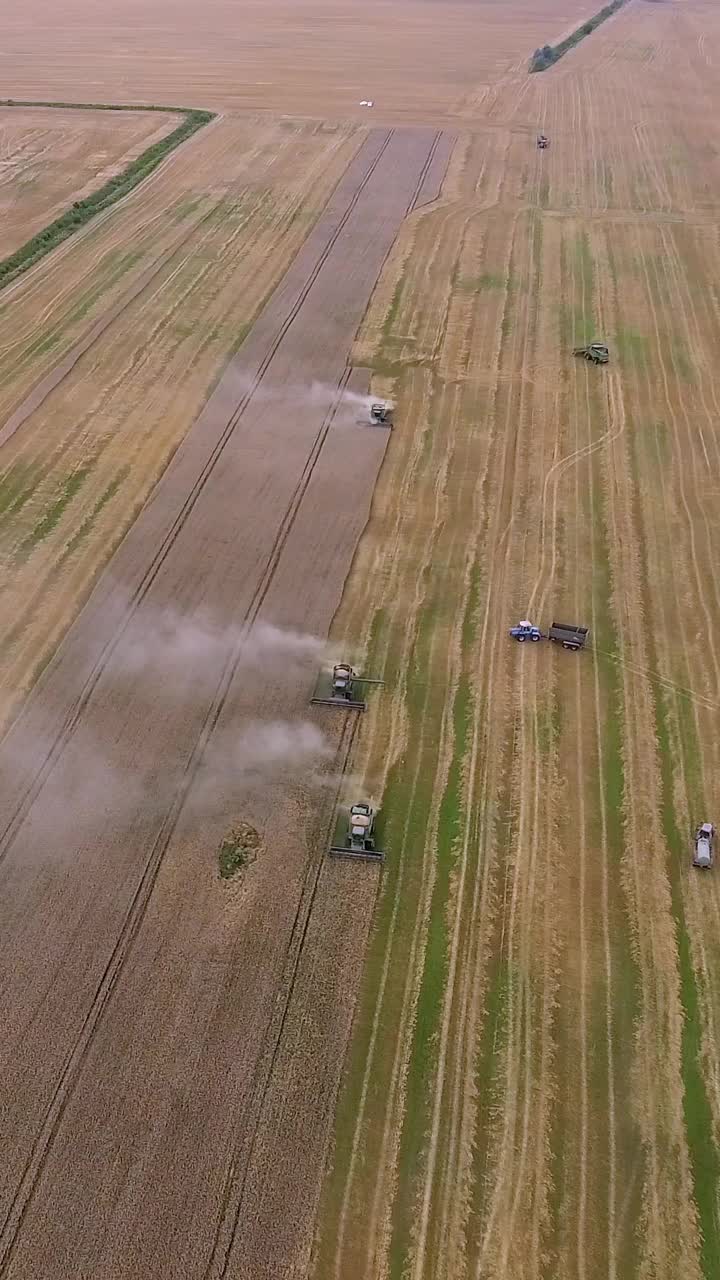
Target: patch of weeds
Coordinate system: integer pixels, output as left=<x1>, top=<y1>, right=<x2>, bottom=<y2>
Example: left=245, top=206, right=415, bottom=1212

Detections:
left=457, top=272, right=506, bottom=293
left=614, top=326, right=649, bottom=371
left=382, top=276, right=406, bottom=342
left=58, top=465, right=129, bottom=565
left=672, top=339, right=695, bottom=384
left=0, top=461, right=40, bottom=523
left=218, top=822, right=261, bottom=880
left=16, top=459, right=96, bottom=561
left=575, top=231, right=594, bottom=306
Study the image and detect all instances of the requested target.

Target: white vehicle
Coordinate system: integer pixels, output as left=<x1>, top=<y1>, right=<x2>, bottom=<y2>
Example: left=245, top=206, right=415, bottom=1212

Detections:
left=693, top=822, right=715, bottom=869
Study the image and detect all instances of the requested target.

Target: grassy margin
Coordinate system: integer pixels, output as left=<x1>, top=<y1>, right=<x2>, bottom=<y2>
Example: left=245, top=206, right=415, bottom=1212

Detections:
left=529, top=0, right=630, bottom=72
left=0, top=98, right=215, bottom=292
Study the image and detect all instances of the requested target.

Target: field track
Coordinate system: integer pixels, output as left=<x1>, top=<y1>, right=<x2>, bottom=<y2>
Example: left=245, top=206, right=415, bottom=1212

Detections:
left=0, top=126, right=447, bottom=1278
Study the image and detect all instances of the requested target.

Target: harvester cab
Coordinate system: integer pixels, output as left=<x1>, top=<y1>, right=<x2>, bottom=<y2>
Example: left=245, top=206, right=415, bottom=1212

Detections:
left=310, top=662, right=384, bottom=711
left=573, top=343, right=609, bottom=365
left=370, top=402, right=391, bottom=426
left=332, top=663, right=354, bottom=699
left=693, top=822, right=715, bottom=869
left=509, top=620, right=543, bottom=643
left=329, top=803, right=385, bottom=862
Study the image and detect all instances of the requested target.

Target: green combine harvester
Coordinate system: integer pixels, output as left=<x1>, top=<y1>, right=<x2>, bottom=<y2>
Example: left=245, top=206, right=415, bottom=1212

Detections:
left=573, top=342, right=609, bottom=365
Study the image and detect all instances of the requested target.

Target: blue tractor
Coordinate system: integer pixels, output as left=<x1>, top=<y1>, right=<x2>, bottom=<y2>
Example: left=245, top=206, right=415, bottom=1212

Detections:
left=509, top=619, right=543, bottom=643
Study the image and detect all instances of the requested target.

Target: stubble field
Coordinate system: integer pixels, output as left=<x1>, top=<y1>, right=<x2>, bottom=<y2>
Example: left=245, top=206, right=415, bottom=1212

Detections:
left=0, top=105, right=181, bottom=256
left=1, top=1, right=720, bottom=1279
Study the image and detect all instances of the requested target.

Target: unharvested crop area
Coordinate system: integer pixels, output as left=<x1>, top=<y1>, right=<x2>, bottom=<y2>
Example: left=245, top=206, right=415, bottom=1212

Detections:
left=0, top=105, right=180, bottom=256
left=1, top=1, right=720, bottom=1279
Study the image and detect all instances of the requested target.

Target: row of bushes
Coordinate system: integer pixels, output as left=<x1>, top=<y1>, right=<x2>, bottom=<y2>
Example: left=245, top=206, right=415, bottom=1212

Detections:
left=0, top=99, right=203, bottom=114
left=0, top=102, right=214, bottom=292
left=530, top=0, right=628, bottom=71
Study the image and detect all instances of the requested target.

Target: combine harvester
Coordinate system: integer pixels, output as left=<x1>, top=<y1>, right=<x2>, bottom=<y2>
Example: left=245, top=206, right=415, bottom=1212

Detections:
left=369, top=402, right=392, bottom=426
left=573, top=342, right=609, bottom=365
left=509, top=620, right=589, bottom=652
left=329, top=803, right=384, bottom=862
left=311, top=662, right=384, bottom=712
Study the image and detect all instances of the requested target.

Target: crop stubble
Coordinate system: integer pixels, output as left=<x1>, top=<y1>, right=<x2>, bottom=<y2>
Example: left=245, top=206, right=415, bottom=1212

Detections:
left=313, top=3, right=720, bottom=1279
left=0, top=105, right=181, bottom=257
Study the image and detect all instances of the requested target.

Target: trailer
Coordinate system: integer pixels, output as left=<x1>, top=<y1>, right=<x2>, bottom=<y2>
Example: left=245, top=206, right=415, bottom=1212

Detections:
left=329, top=803, right=385, bottom=862
left=693, top=822, right=715, bottom=869
left=548, top=621, right=589, bottom=651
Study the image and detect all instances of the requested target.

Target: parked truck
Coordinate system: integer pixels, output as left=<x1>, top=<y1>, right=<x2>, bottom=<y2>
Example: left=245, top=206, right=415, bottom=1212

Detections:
left=693, top=823, right=715, bottom=869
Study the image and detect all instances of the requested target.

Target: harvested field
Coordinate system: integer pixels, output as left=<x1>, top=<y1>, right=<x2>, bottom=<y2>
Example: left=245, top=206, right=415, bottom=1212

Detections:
left=310, top=4, right=720, bottom=1280
left=0, top=105, right=180, bottom=257
left=3, top=0, right=599, bottom=120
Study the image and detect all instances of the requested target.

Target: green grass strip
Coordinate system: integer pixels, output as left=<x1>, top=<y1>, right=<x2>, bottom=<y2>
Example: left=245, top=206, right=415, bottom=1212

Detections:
left=529, top=0, right=630, bottom=72
left=17, top=459, right=96, bottom=560
left=0, top=100, right=214, bottom=293
left=388, top=672, right=471, bottom=1280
